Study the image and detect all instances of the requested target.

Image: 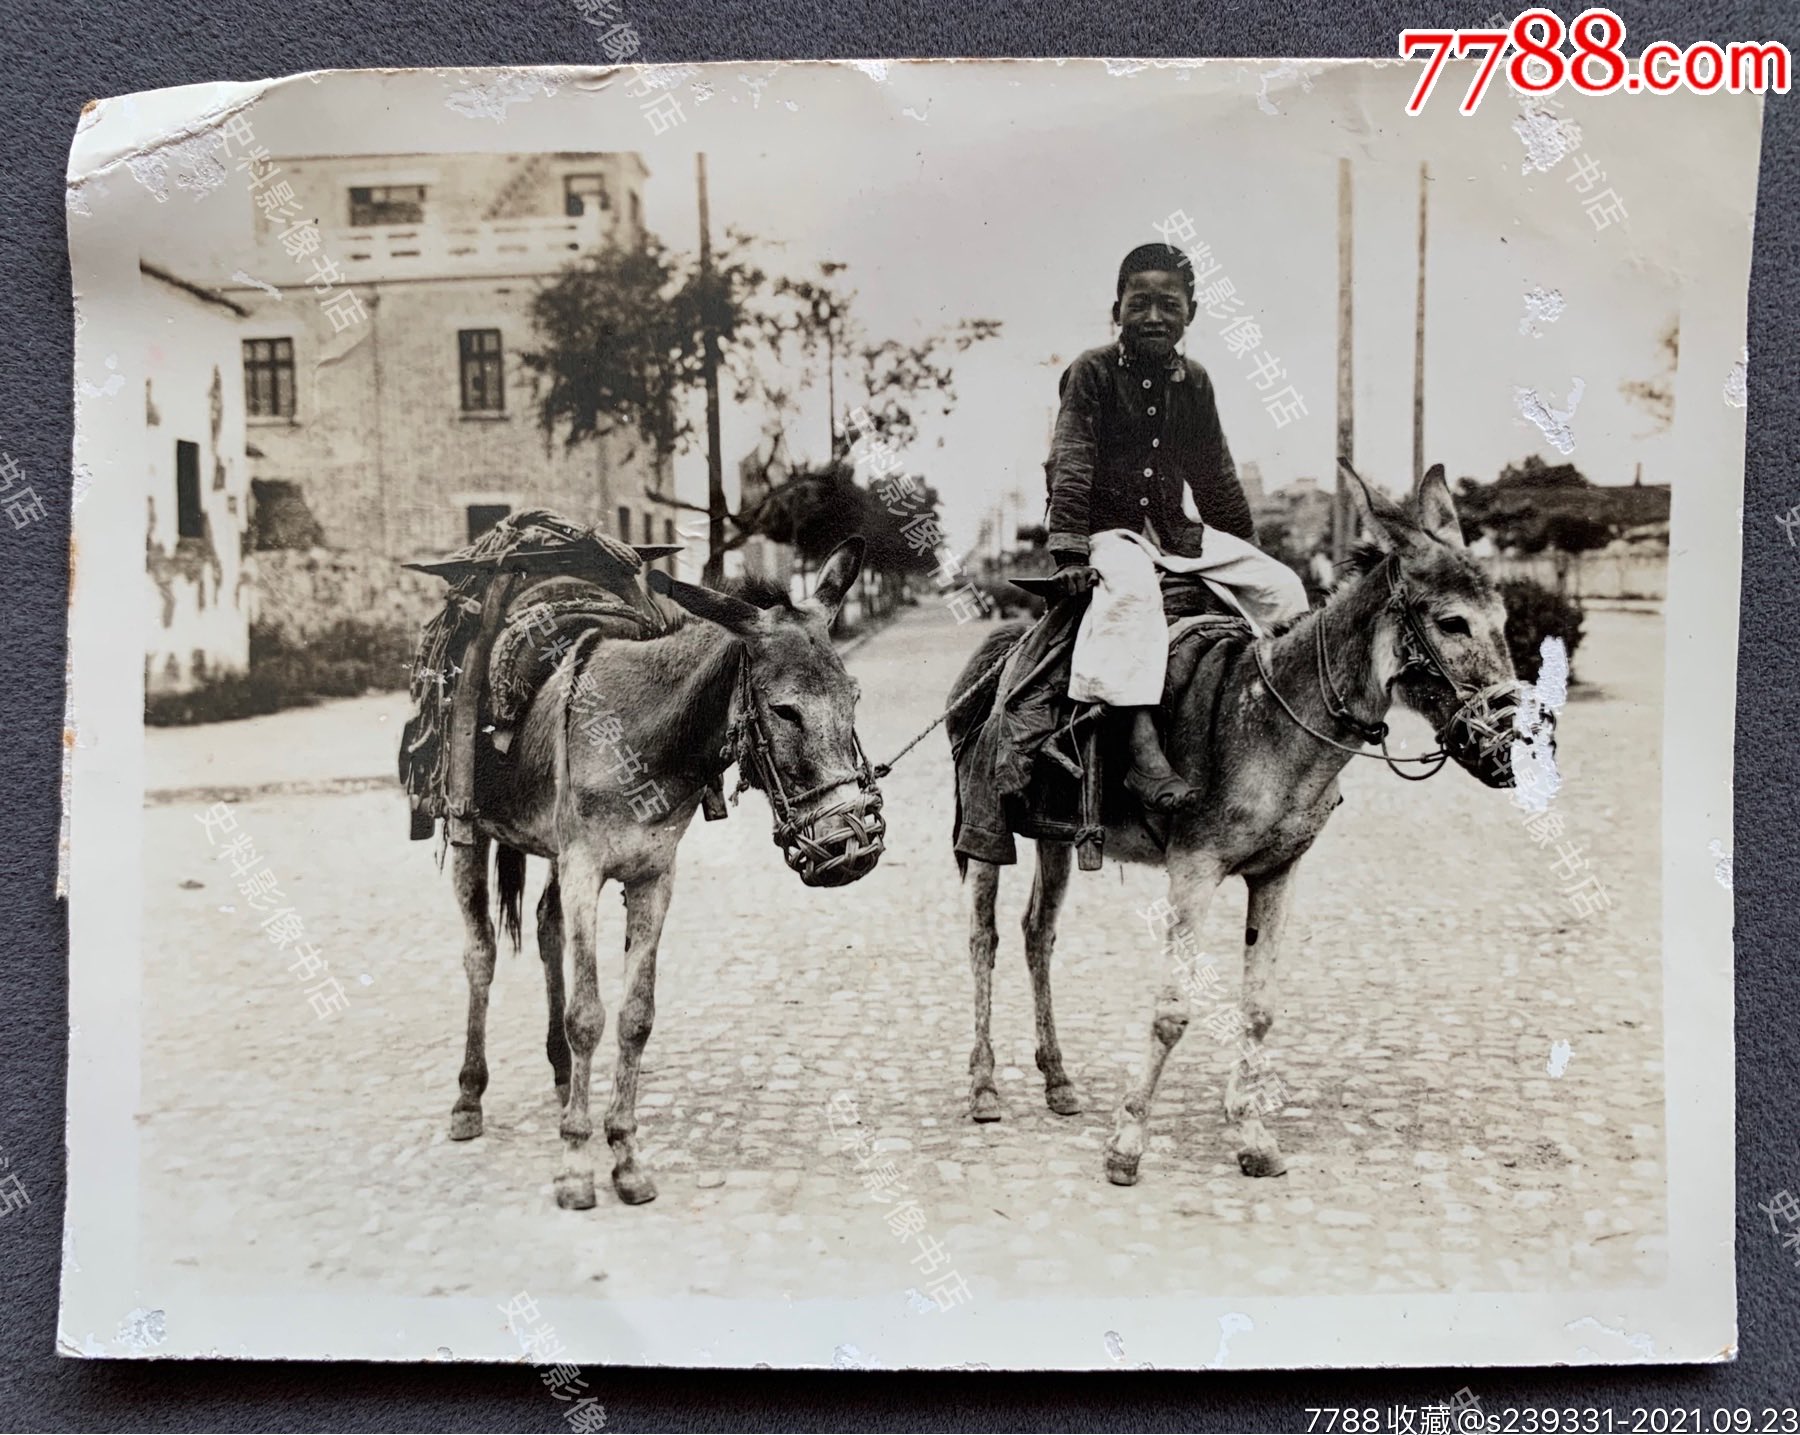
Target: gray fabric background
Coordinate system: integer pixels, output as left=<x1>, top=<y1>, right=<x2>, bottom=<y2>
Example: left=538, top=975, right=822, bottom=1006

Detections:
left=1, top=0, right=1794, bottom=1428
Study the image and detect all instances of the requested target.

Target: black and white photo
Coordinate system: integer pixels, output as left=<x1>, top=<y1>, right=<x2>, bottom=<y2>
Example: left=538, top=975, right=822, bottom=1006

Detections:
left=59, top=57, right=1756, bottom=1369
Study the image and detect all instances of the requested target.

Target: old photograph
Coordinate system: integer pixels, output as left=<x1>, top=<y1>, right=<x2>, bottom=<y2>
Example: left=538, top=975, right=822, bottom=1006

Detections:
left=60, top=58, right=1754, bottom=1369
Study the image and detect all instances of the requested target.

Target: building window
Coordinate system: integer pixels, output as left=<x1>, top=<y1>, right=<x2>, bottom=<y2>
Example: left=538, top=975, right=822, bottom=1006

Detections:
left=466, top=503, right=511, bottom=541
left=629, top=190, right=643, bottom=236
left=663, top=518, right=675, bottom=547
left=643, top=511, right=655, bottom=551
left=175, top=440, right=203, bottom=539
left=616, top=507, right=631, bottom=543
left=458, top=329, right=505, bottom=413
left=243, top=338, right=296, bottom=419
left=348, top=184, right=425, bottom=226
left=564, top=174, right=610, bottom=216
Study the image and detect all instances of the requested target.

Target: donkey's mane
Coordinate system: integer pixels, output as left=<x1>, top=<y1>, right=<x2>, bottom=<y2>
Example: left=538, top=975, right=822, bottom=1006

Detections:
left=1344, top=539, right=1388, bottom=578
left=721, top=576, right=798, bottom=611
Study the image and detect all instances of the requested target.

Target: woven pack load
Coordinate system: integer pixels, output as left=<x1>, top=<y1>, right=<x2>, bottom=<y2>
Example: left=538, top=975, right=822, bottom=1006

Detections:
left=397, top=509, right=659, bottom=837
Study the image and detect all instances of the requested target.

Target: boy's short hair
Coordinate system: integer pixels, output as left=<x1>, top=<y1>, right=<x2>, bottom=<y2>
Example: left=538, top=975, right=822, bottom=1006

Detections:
left=1116, top=243, right=1196, bottom=303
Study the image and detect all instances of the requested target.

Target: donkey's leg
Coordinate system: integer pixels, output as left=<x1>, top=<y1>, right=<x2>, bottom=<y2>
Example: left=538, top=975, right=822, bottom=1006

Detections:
left=1227, top=863, right=1298, bottom=1178
left=605, top=868, right=675, bottom=1205
left=1104, top=853, right=1224, bottom=1186
left=966, top=860, right=1004, bottom=1122
left=554, top=843, right=607, bottom=1211
left=537, top=867, right=571, bottom=1109
left=450, top=837, right=495, bottom=1142
left=1023, top=841, right=1080, bottom=1116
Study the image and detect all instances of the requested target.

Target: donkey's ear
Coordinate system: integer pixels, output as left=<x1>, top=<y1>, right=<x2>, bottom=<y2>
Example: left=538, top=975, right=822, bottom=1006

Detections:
left=808, top=536, right=866, bottom=622
left=1412, top=463, right=1465, bottom=549
left=648, top=569, right=763, bottom=636
left=1339, top=458, right=1410, bottom=552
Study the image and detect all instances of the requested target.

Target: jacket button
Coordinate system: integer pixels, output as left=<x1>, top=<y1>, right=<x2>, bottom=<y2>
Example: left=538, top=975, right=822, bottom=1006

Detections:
left=1142, top=379, right=1152, bottom=389
left=1147, top=405, right=1156, bottom=415
left=1143, top=467, right=1154, bottom=477
left=1139, top=497, right=1150, bottom=507
left=1152, top=438, right=1160, bottom=448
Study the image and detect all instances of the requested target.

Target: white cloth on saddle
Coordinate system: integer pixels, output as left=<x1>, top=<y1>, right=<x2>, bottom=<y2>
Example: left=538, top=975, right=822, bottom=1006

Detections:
left=1068, top=526, right=1308, bottom=706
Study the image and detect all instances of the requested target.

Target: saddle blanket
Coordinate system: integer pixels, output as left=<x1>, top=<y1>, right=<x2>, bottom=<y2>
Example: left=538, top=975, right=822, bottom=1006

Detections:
left=398, top=509, right=657, bottom=835
left=951, top=591, right=1254, bottom=868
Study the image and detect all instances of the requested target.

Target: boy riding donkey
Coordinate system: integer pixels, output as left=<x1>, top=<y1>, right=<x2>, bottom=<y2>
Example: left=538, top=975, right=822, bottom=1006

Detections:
left=1040, top=241, right=1308, bottom=814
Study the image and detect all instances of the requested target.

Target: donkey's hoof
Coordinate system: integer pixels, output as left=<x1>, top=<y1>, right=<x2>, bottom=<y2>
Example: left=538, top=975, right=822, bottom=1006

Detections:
left=1045, top=1083, right=1083, bottom=1117
left=612, top=1165, right=659, bottom=1206
left=554, top=1172, right=597, bottom=1210
left=1104, top=1150, right=1141, bottom=1186
left=1237, top=1147, right=1288, bottom=1178
left=448, top=1109, right=483, bottom=1142
left=970, top=1087, right=1004, bottom=1123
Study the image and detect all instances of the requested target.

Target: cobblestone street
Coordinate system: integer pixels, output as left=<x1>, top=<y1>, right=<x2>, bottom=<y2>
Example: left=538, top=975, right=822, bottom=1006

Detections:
left=137, top=601, right=1667, bottom=1327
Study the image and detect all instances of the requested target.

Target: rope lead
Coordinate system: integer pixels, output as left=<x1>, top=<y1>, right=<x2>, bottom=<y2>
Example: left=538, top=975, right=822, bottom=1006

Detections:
left=870, top=636, right=1025, bottom=779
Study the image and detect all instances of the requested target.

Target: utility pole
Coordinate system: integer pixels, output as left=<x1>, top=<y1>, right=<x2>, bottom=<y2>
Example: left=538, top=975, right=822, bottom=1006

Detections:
left=826, top=319, right=837, bottom=457
left=1332, top=157, right=1355, bottom=561
left=697, top=154, right=725, bottom=584
left=1412, top=161, right=1429, bottom=488
left=814, top=261, right=847, bottom=459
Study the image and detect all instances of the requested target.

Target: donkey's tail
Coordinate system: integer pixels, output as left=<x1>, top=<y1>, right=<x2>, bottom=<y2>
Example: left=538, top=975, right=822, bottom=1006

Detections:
left=496, top=844, right=526, bottom=952
left=537, top=626, right=609, bottom=950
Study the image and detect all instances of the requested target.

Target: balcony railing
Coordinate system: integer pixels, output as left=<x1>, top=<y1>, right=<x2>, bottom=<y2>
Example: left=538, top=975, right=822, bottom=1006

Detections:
left=301, top=211, right=612, bottom=282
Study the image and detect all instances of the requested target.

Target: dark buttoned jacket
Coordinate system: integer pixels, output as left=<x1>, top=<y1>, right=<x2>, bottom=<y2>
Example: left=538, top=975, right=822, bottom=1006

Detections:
left=1043, top=342, right=1256, bottom=562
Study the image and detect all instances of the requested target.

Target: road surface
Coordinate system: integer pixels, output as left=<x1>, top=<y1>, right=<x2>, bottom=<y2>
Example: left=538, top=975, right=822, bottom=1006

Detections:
left=134, top=602, right=1667, bottom=1321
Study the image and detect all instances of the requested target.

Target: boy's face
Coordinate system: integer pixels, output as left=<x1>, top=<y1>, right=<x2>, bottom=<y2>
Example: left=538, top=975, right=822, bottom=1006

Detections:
left=1115, top=270, right=1192, bottom=360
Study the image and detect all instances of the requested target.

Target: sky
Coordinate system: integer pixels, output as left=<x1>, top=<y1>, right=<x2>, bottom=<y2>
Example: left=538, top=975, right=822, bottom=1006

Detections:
left=625, top=59, right=1714, bottom=550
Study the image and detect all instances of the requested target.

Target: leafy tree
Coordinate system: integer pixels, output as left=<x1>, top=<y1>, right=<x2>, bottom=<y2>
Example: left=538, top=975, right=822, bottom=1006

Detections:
left=757, top=458, right=942, bottom=576
left=1542, top=512, right=1611, bottom=554
left=1457, top=457, right=1601, bottom=552
left=524, top=236, right=999, bottom=583
left=1494, top=455, right=1590, bottom=490
left=765, top=262, right=1001, bottom=455
left=845, top=324, right=1002, bottom=453
left=521, top=232, right=775, bottom=463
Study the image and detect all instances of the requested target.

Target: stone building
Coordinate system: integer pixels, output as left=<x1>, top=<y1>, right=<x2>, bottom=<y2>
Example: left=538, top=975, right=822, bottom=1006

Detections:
left=142, top=262, right=254, bottom=695
left=215, top=151, right=669, bottom=564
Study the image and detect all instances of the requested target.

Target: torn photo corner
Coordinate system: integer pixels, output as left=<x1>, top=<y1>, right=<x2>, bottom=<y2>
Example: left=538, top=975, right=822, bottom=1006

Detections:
left=62, top=59, right=1757, bottom=1368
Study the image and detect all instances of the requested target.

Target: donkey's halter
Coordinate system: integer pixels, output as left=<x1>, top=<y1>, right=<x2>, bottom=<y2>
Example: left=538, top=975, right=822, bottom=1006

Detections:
left=1254, top=554, right=1515, bottom=782
left=723, top=656, right=886, bottom=887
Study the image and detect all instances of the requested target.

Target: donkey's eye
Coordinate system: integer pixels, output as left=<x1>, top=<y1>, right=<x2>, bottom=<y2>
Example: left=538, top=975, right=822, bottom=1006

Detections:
left=770, top=703, right=803, bottom=725
left=1437, top=615, right=1471, bottom=637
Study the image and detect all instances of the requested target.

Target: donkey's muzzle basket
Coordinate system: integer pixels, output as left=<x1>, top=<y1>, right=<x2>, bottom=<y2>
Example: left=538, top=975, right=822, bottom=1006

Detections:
left=1442, top=684, right=1534, bottom=790
left=781, top=789, right=886, bottom=888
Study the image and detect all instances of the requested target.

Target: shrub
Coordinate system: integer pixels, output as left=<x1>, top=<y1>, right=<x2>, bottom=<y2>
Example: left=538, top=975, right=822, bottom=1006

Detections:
left=145, top=619, right=414, bottom=726
left=1497, top=577, right=1585, bottom=684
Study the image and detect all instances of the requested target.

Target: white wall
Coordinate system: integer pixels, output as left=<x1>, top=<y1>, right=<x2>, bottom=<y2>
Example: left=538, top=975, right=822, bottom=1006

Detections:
left=144, top=271, right=252, bottom=694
